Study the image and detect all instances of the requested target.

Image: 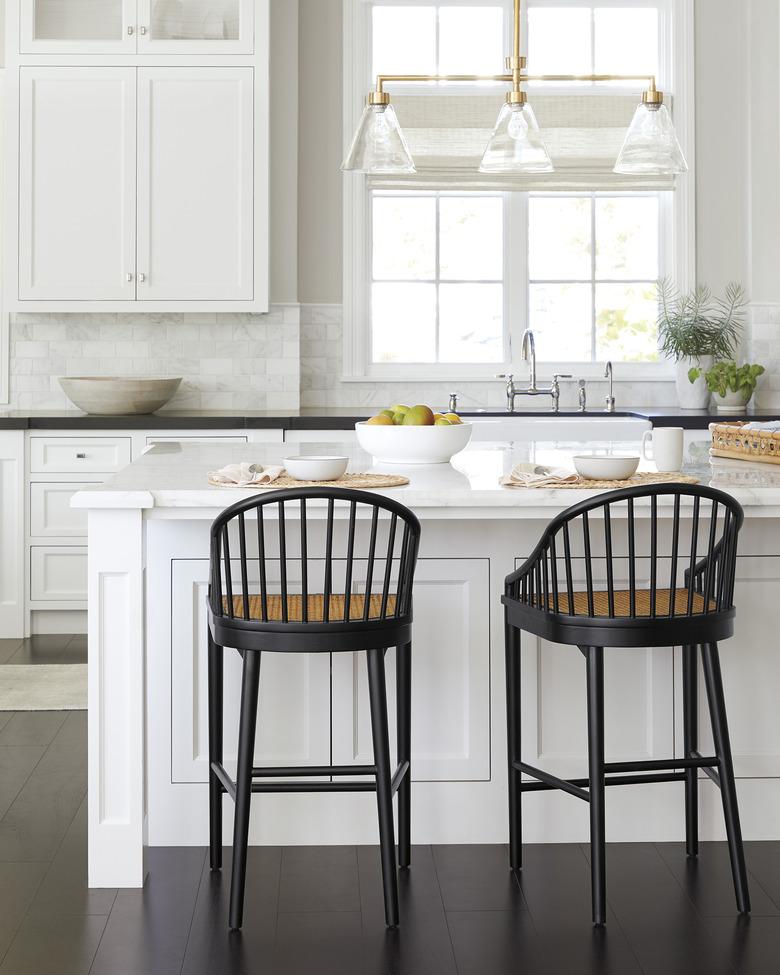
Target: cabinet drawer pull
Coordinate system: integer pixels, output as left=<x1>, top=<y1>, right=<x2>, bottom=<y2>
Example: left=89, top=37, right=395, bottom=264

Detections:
left=139, top=26, right=148, bottom=35
left=76, top=453, right=86, bottom=459
left=138, top=273, right=147, bottom=283
left=127, top=25, right=134, bottom=35
left=126, top=272, right=134, bottom=283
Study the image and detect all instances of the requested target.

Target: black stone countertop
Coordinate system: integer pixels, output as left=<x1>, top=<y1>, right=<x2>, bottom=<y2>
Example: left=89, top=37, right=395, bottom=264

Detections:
left=0, top=407, right=776, bottom=431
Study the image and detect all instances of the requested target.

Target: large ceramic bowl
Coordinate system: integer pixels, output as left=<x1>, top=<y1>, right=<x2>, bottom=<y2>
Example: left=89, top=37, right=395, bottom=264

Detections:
left=356, top=421, right=473, bottom=465
left=59, top=377, right=182, bottom=416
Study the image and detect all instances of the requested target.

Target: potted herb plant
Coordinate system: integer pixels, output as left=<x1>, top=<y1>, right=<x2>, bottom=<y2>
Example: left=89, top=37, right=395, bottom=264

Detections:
left=657, top=281, right=747, bottom=408
left=688, top=361, right=766, bottom=414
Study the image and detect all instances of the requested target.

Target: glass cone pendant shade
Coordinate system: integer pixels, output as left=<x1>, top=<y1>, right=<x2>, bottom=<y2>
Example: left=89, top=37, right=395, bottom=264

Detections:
left=341, top=104, right=416, bottom=175
left=479, top=102, right=554, bottom=174
left=614, top=102, right=688, bottom=175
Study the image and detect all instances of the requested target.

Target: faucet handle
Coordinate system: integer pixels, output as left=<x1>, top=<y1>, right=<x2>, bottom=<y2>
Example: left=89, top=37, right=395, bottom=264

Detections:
left=495, top=373, right=513, bottom=382
left=552, top=373, right=572, bottom=382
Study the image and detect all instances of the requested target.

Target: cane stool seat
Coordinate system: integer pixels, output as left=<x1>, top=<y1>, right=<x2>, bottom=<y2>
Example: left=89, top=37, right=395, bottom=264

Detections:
left=222, top=592, right=397, bottom=623
left=542, top=588, right=715, bottom=618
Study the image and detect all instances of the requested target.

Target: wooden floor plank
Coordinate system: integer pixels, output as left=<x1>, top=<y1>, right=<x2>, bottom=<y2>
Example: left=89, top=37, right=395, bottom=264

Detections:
left=0, top=914, right=107, bottom=975
left=359, top=845, right=458, bottom=975
left=446, top=910, right=540, bottom=975
left=0, top=747, right=46, bottom=822
left=26, top=800, right=116, bottom=919
left=273, top=911, right=364, bottom=975
left=7, top=636, right=73, bottom=666
left=656, top=842, right=780, bottom=917
left=0, top=712, right=68, bottom=749
left=588, top=842, right=737, bottom=975
left=0, top=643, right=23, bottom=667
left=431, top=844, right=527, bottom=913
left=180, top=846, right=281, bottom=975
left=88, top=847, right=205, bottom=975
left=517, top=844, right=644, bottom=975
left=704, top=916, right=780, bottom=975
left=278, top=845, right=360, bottom=914
left=744, top=842, right=780, bottom=910
left=0, top=862, right=50, bottom=965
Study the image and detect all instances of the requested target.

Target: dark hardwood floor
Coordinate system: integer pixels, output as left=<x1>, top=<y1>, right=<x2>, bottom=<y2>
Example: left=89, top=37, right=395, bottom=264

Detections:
left=0, top=645, right=778, bottom=973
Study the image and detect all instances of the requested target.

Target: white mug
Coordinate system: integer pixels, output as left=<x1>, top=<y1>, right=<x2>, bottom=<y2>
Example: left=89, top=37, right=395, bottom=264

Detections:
left=642, top=427, right=684, bottom=473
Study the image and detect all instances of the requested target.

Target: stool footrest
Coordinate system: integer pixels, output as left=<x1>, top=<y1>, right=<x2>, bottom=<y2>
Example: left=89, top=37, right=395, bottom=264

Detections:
left=514, top=755, right=722, bottom=802
left=211, top=760, right=410, bottom=798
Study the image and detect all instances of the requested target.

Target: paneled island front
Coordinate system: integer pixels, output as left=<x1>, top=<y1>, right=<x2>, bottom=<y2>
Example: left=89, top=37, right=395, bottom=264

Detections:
left=73, top=439, right=780, bottom=888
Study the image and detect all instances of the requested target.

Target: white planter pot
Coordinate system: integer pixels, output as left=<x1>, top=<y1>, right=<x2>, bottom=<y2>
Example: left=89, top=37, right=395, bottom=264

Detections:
left=712, top=389, right=750, bottom=414
left=675, top=356, right=713, bottom=409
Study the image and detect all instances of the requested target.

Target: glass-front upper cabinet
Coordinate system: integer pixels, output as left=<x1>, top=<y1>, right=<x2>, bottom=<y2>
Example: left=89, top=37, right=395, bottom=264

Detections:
left=20, top=0, right=254, bottom=54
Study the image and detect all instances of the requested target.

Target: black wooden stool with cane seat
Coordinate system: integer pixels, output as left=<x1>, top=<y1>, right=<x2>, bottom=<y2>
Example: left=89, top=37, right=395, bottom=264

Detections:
left=207, top=487, right=420, bottom=931
left=503, top=483, right=750, bottom=926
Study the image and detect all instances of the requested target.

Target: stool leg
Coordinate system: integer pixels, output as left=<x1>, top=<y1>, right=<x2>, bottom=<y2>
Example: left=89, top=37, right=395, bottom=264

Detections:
left=505, top=617, right=522, bottom=870
left=586, top=646, right=607, bottom=927
left=229, top=650, right=261, bottom=932
left=682, top=644, right=699, bottom=858
left=396, top=641, right=412, bottom=869
left=701, top=642, right=751, bottom=914
left=367, top=648, right=399, bottom=927
left=208, top=632, right=224, bottom=870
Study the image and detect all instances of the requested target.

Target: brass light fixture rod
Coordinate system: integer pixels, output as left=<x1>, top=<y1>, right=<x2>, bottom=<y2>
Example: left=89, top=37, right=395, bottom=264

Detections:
left=366, top=0, right=663, bottom=107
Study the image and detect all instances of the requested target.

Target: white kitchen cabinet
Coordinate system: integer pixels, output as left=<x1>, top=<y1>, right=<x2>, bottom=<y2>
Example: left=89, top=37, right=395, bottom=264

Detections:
left=21, top=0, right=135, bottom=54
left=331, top=559, right=492, bottom=782
left=140, top=0, right=254, bottom=54
left=30, top=546, right=88, bottom=602
left=137, top=68, right=254, bottom=302
left=20, top=0, right=254, bottom=55
left=19, top=67, right=137, bottom=302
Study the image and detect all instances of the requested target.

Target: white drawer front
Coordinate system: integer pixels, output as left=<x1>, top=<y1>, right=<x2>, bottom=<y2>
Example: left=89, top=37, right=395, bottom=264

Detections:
left=30, top=482, right=98, bottom=538
left=30, top=437, right=131, bottom=474
left=30, top=547, right=87, bottom=602
left=145, top=436, right=249, bottom=446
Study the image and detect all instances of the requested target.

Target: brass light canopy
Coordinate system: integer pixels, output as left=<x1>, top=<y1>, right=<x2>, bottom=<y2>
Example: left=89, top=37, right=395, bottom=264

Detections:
left=341, top=0, right=688, bottom=178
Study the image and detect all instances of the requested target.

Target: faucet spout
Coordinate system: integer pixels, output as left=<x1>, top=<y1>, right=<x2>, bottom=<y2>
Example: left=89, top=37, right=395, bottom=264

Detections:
left=521, top=329, right=537, bottom=391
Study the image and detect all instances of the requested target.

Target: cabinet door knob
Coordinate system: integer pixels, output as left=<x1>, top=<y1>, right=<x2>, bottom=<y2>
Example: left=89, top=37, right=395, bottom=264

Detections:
left=138, top=273, right=146, bottom=283
left=127, top=25, right=134, bottom=35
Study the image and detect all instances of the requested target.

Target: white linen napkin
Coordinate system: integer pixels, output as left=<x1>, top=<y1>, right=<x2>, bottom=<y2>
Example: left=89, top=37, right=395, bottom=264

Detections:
left=739, top=421, right=780, bottom=432
left=500, top=463, right=580, bottom=488
left=208, top=462, right=284, bottom=486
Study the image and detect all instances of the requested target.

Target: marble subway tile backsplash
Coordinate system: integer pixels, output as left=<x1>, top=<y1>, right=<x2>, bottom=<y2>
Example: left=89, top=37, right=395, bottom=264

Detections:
left=748, top=304, right=780, bottom=409
left=9, top=306, right=301, bottom=411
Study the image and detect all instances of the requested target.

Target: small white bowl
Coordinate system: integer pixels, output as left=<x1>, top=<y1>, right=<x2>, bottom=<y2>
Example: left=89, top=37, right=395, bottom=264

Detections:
left=356, top=421, right=472, bottom=465
left=284, top=455, right=349, bottom=481
left=573, top=454, right=640, bottom=481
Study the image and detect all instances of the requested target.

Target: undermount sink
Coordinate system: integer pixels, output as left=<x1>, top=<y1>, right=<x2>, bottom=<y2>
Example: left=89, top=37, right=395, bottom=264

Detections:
left=465, top=413, right=651, bottom=442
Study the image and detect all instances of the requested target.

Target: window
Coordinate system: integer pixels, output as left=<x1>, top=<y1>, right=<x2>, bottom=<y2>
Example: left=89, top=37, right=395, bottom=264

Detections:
left=343, top=0, right=693, bottom=378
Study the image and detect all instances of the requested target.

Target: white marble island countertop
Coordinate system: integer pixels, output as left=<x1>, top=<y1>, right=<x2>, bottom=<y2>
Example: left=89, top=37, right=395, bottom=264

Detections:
left=71, top=438, right=780, bottom=516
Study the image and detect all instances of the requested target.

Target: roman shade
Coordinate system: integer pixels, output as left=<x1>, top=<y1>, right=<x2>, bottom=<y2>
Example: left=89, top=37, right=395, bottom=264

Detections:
left=369, top=92, right=677, bottom=192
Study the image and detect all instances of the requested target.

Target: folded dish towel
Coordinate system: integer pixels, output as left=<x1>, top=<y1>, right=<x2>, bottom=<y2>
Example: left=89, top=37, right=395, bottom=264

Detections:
left=500, top=463, right=580, bottom=488
left=208, top=463, right=285, bottom=486
left=740, top=421, right=780, bottom=432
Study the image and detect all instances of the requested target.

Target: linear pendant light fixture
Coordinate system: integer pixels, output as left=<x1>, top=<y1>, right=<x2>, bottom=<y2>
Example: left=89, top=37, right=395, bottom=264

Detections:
left=342, top=0, right=688, bottom=178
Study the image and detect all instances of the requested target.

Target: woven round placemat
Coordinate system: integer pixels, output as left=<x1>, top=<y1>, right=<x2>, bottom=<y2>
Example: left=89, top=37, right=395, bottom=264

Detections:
left=208, top=472, right=410, bottom=490
left=505, top=471, right=700, bottom=490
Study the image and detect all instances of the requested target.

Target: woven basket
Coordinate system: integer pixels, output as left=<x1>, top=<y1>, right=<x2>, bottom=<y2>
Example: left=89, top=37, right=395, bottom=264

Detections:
left=710, top=421, right=780, bottom=465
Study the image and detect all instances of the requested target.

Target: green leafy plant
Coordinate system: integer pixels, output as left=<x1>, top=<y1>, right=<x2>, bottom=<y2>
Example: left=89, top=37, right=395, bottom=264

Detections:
left=657, top=280, right=747, bottom=361
left=688, top=361, right=766, bottom=402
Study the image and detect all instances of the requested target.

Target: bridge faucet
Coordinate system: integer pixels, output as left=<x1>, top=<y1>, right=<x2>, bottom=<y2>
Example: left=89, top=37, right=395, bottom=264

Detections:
left=521, top=328, right=537, bottom=391
left=604, top=361, right=616, bottom=413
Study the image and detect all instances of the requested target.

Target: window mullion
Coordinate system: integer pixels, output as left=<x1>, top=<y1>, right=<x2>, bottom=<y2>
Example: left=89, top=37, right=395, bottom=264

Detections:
left=435, top=195, right=441, bottom=362
left=590, top=195, right=597, bottom=363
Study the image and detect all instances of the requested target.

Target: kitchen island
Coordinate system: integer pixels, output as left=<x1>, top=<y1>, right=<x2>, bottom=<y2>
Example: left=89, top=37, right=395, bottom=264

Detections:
left=73, top=439, right=780, bottom=888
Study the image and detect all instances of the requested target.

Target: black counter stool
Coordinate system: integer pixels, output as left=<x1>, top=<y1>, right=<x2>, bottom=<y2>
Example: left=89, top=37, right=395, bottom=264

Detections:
left=207, top=488, right=420, bottom=931
left=503, top=484, right=750, bottom=926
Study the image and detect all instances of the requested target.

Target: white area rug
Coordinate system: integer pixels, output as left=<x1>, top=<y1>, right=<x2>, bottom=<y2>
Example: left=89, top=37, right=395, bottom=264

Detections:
left=0, top=665, right=87, bottom=711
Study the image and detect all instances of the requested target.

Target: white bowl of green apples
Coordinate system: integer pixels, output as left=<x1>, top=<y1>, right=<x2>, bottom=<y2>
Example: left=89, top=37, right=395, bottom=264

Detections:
left=356, top=404, right=472, bottom=465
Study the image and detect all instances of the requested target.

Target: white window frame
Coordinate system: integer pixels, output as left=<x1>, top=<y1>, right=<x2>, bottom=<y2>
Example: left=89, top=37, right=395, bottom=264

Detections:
left=342, top=0, right=695, bottom=382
